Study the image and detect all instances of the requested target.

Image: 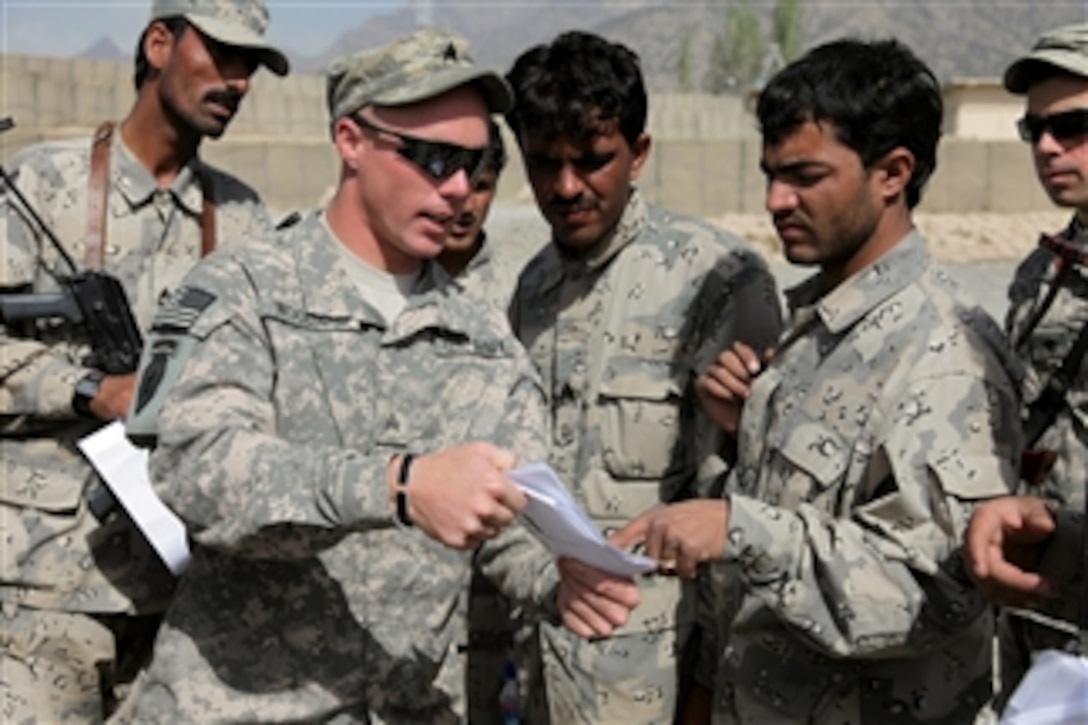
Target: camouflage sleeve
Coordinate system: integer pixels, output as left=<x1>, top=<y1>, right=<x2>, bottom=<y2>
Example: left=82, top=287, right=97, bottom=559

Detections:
left=0, top=152, right=93, bottom=421
left=474, top=359, right=560, bottom=620
left=136, top=257, right=397, bottom=560
left=724, top=372, right=1019, bottom=659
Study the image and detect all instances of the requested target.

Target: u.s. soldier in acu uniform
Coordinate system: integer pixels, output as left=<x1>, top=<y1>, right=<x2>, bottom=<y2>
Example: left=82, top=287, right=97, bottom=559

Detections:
left=123, top=27, right=637, bottom=723
left=0, top=1, right=285, bottom=721
left=504, top=30, right=782, bottom=724
left=998, top=24, right=1088, bottom=708
left=612, top=38, right=1024, bottom=724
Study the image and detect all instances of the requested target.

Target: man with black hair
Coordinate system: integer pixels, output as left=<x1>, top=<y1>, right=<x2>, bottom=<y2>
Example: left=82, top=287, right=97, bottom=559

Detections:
left=0, top=1, right=284, bottom=720
left=612, top=38, right=1024, bottom=722
left=505, top=30, right=781, bottom=724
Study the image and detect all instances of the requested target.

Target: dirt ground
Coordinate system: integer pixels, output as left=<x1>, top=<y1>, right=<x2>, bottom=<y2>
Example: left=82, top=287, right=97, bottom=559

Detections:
left=489, top=204, right=1071, bottom=266
left=710, top=210, right=1071, bottom=264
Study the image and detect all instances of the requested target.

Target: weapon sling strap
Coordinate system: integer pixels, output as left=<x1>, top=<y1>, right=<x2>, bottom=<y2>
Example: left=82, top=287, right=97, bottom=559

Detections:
left=1020, top=229, right=1088, bottom=447
left=83, top=121, right=217, bottom=271
left=1014, top=228, right=1084, bottom=350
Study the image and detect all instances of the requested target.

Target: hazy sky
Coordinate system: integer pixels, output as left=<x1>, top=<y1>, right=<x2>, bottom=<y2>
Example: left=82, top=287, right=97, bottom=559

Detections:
left=0, top=1, right=407, bottom=58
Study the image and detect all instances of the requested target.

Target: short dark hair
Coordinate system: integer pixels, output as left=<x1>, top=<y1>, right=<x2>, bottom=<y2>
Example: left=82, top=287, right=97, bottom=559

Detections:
left=757, top=38, right=942, bottom=209
left=483, top=118, right=507, bottom=174
left=133, top=16, right=189, bottom=90
left=505, top=30, right=647, bottom=146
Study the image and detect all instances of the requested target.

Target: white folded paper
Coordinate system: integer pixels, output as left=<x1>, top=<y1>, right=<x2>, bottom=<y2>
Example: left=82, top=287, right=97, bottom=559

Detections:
left=507, top=461, right=656, bottom=578
left=77, top=421, right=191, bottom=574
left=1001, top=649, right=1088, bottom=725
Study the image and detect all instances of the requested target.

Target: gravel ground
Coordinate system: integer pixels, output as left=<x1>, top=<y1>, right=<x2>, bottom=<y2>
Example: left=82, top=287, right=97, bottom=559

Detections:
left=486, top=203, right=1067, bottom=322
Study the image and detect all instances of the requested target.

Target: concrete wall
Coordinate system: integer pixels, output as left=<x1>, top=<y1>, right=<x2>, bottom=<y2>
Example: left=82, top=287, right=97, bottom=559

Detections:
left=0, top=53, right=1053, bottom=215
left=943, top=80, right=1023, bottom=141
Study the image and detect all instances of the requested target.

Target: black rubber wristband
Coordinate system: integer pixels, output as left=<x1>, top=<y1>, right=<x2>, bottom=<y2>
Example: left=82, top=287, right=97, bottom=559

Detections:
left=396, top=453, right=415, bottom=527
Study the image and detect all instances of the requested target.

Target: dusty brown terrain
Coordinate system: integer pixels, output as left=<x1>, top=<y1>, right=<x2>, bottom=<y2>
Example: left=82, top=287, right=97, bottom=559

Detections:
left=710, top=211, right=1071, bottom=264
left=489, top=204, right=1071, bottom=267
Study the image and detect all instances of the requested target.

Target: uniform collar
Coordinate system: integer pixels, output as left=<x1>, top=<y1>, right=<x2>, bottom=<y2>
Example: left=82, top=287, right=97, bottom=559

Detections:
left=464, top=231, right=493, bottom=275
left=529, top=188, right=648, bottom=296
left=785, top=230, right=932, bottom=335
left=292, top=213, right=473, bottom=341
left=110, top=134, right=204, bottom=216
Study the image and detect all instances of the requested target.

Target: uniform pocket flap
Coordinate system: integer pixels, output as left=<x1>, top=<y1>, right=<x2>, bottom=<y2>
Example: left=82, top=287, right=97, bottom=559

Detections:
left=0, top=441, right=87, bottom=512
left=926, top=451, right=1016, bottom=500
left=598, top=364, right=681, bottom=401
left=776, top=421, right=850, bottom=489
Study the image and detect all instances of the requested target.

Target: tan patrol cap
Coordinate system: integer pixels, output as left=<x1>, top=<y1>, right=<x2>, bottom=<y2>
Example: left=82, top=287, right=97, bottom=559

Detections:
left=326, top=27, right=512, bottom=122
left=1004, top=24, right=1088, bottom=94
left=150, top=0, right=289, bottom=76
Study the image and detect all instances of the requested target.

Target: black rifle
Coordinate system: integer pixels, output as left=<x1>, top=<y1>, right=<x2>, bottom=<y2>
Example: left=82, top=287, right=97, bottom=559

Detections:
left=0, top=116, right=142, bottom=375
left=1, top=117, right=142, bottom=520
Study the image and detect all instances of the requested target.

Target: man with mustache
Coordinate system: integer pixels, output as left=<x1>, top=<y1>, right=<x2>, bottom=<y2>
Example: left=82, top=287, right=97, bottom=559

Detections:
left=611, top=38, right=1024, bottom=723
left=998, top=23, right=1088, bottom=709
left=0, top=1, right=286, bottom=721
left=504, top=30, right=782, bottom=723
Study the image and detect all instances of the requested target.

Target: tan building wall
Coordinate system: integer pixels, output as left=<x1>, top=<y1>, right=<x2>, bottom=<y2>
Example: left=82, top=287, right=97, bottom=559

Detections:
left=0, top=53, right=1054, bottom=216
left=943, top=78, right=1024, bottom=141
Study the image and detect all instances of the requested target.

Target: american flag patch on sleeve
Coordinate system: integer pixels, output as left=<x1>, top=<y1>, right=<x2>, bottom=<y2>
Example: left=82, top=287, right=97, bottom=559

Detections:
left=152, top=286, right=217, bottom=333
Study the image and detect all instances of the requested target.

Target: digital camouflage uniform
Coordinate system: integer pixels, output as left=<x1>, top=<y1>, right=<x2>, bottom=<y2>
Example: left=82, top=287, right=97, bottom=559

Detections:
left=1001, top=215, right=1088, bottom=703
left=510, top=190, right=782, bottom=724
left=123, top=212, right=558, bottom=723
left=699, top=232, right=1023, bottom=724
left=0, top=133, right=270, bottom=722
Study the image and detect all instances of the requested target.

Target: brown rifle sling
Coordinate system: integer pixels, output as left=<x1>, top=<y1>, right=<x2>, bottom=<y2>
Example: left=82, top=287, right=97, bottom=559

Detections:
left=84, top=122, right=217, bottom=270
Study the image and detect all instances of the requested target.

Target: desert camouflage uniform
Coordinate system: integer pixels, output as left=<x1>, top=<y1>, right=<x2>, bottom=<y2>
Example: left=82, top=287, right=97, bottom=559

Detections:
left=510, top=190, right=782, bottom=724
left=699, top=232, right=1022, bottom=723
left=1001, top=215, right=1088, bottom=704
left=0, top=133, right=270, bottom=723
left=123, top=212, right=557, bottom=723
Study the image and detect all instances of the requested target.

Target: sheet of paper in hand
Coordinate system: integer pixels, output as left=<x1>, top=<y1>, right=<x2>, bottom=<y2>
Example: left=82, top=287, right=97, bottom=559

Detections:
left=507, top=461, right=656, bottom=578
left=78, top=421, right=191, bottom=574
left=1001, top=649, right=1088, bottom=724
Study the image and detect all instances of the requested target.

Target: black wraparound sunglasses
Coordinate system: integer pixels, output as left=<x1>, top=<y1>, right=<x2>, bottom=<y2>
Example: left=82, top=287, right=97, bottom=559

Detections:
left=351, top=113, right=487, bottom=182
left=1017, top=108, right=1088, bottom=144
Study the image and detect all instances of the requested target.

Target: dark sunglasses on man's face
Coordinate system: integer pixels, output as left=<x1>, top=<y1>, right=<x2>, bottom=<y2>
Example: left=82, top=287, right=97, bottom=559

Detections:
left=1017, top=108, right=1088, bottom=144
left=351, top=114, right=486, bottom=182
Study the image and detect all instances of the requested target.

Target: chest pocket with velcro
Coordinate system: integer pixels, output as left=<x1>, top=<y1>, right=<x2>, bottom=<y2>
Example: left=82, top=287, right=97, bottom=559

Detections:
left=768, top=416, right=852, bottom=513
left=596, top=360, right=684, bottom=481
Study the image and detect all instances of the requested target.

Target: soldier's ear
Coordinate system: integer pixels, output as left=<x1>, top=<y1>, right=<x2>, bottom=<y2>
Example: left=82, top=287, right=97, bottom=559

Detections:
left=144, top=20, right=177, bottom=73
left=332, top=116, right=366, bottom=169
left=872, top=146, right=915, bottom=203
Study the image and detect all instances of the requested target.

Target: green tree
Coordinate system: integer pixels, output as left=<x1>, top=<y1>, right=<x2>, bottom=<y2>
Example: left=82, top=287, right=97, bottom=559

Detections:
left=704, top=2, right=766, bottom=94
left=772, top=0, right=804, bottom=62
left=677, top=27, right=694, bottom=91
